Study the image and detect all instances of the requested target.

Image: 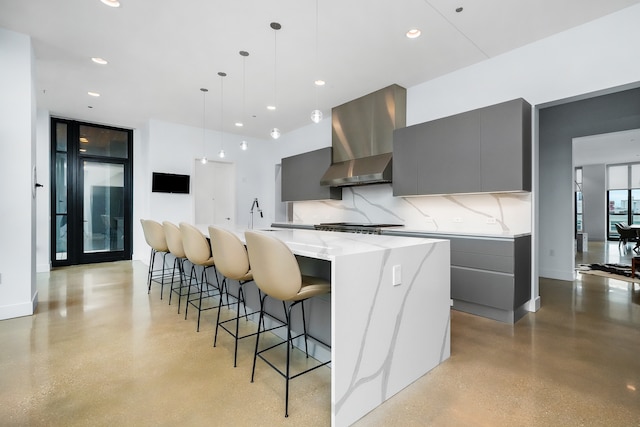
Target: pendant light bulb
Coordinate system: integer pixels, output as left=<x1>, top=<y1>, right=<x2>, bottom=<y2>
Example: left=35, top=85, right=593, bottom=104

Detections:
left=218, top=149, right=225, bottom=158
left=270, top=128, right=281, bottom=139
left=240, top=141, right=248, bottom=151
left=200, top=87, right=208, bottom=164
left=311, top=109, right=323, bottom=123
left=311, top=0, right=323, bottom=125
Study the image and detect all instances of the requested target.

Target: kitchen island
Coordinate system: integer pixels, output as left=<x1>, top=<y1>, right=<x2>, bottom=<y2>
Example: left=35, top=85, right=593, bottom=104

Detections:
left=242, top=228, right=451, bottom=426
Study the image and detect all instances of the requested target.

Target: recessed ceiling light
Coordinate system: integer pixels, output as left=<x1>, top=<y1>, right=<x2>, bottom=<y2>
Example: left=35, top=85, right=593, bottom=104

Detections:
left=235, top=122, right=243, bottom=127
left=406, top=28, right=421, bottom=39
left=456, top=7, right=463, bottom=13
left=314, top=79, right=326, bottom=86
left=91, top=57, right=108, bottom=65
left=88, top=91, right=100, bottom=97
left=79, top=137, right=89, bottom=143
left=267, top=105, right=276, bottom=111
left=100, top=0, right=120, bottom=7
left=79, top=148, right=87, bottom=152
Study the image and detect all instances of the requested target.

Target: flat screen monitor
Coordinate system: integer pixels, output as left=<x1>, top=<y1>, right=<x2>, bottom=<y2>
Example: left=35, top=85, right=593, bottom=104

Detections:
left=152, top=172, right=190, bottom=194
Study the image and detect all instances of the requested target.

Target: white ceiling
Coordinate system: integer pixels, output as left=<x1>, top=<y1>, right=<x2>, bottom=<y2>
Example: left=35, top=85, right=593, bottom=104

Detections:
left=573, top=128, right=640, bottom=166
left=2, top=0, right=640, bottom=140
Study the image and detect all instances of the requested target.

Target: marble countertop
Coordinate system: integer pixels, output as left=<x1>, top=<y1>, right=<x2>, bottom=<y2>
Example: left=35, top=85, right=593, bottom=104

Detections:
left=382, top=228, right=531, bottom=240
left=271, top=222, right=530, bottom=240
left=200, top=224, right=445, bottom=261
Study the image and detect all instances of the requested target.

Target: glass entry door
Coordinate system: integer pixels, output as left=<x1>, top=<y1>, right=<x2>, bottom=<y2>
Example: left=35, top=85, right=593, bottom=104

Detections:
left=82, top=161, right=125, bottom=254
left=51, top=119, right=132, bottom=266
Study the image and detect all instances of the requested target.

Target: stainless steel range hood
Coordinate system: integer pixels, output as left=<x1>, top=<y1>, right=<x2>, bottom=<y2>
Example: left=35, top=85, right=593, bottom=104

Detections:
left=320, top=84, right=406, bottom=187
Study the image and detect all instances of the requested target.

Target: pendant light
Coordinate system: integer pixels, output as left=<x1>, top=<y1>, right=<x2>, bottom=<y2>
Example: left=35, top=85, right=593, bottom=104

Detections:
left=270, top=22, right=281, bottom=139
left=239, top=50, right=249, bottom=151
left=310, top=0, right=323, bottom=124
left=218, top=71, right=226, bottom=158
left=200, top=88, right=208, bottom=164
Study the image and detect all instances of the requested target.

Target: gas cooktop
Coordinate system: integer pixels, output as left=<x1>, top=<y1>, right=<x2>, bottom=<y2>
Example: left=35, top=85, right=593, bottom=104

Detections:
left=313, top=222, right=403, bottom=234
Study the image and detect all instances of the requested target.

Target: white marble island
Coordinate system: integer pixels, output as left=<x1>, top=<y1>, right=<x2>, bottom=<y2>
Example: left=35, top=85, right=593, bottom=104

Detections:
left=257, top=229, right=451, bottom=426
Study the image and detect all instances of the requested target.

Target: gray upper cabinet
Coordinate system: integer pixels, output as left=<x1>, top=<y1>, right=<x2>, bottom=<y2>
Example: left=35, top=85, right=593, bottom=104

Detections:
left=393, top=98, right=531, bottom=196
left=281, top=147, right=342, bottom=202
left=391, top=125, right=419, bottom=195
left=416, top=110, right=480, bottom=195
left=479, top=98, right=531, bottom=192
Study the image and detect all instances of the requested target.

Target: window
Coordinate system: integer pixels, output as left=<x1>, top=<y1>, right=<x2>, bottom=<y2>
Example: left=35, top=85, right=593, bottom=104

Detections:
left=575, top=167, right=583, bottom=234
left=607, top=162, right=640, bottom=239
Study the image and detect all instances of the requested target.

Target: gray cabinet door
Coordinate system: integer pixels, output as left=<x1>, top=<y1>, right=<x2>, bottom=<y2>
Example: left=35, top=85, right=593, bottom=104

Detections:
left=479, top=98, right=532, bottom=192
left=417, top=110, right=481, bottom=195
left=392, top=126, right=419, bottom=196
left=281, top=147, right=342, bottom=201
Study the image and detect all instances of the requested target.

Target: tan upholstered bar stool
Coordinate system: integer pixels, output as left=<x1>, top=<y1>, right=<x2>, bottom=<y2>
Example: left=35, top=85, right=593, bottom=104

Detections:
left=163, top=221, right=189, bottom=312
left=140, top=219, right=170, bottom=299
left=179, top=222, right=221, bottom=332
left=245, top=230, right=331, bottom=418
left=209, top=226, right=261, bottom=367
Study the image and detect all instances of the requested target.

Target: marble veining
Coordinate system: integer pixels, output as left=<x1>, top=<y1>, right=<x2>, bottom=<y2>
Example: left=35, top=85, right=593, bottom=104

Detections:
left=331, top=237, right=450, bottom=426
left=292, top=184, right=531, bottom=236
left=336, top=244, right=438, bottom=412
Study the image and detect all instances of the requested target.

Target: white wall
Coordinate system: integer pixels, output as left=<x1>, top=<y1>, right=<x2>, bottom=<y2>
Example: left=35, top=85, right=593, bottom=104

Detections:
left=35, top=109, right=50, bottom=272
left=581, top=164, right=607, bottom=241
left=0, top=28, right=37, bottom=320
left=132, top=119, right=278, bottom=261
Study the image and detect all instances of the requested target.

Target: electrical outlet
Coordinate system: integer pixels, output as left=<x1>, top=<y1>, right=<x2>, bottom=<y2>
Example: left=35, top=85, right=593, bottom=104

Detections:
left=393, top=265, right=402, bottom=286
left=453, top=217, right=463, bottom=223
left=486, top=217, right=497, bottom=224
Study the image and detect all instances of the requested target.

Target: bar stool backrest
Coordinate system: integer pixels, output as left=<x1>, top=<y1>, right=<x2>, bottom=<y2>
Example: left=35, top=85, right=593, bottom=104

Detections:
left=140, top=219, right=168, bottom=252
left=245, top=231, right=302, bottom=301
left=163, top=221, right=186, bottom=259
left=209, top=226, right=250, bottom=280
left=179, top=222, right=213, bottom=266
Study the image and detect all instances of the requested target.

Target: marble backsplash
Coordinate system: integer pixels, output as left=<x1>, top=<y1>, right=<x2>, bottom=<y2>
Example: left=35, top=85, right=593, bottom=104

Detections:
left=292, top=184, right=531, bottom=236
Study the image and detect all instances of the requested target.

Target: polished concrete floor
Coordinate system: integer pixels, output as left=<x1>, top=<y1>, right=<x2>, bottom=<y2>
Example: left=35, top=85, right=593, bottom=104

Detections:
left=1, top=242, right=639, bottom=426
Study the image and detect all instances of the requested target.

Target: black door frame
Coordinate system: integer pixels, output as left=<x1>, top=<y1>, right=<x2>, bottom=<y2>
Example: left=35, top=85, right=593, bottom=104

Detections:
left=50, top=118, right=133, bottom=267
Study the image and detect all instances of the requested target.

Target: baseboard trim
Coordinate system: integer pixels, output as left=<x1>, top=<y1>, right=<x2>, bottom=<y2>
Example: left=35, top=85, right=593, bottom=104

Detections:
left=0, top=300, right=34, bottom=321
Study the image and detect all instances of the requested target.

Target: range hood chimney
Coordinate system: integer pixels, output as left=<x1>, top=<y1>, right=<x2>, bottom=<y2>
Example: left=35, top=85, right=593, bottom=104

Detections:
left=320, top=84, right=406, bottom=187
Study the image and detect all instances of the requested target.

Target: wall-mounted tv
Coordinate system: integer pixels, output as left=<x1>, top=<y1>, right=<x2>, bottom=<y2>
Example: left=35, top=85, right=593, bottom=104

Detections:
left=152, top=172, right=190, bottom=194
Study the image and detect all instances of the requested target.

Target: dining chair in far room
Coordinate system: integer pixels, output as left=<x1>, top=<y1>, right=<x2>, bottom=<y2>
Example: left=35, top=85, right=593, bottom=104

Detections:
left=179, top=222, right=221, bottom=332
left=615, top=222, right=639, bottom=251
left=140, top=219, right=170, bottom=299
left=163, top=221, right=189, bottom=312
left=245, top=230, right=331, bottom=418
left=209, top=226, right=260, bottom=367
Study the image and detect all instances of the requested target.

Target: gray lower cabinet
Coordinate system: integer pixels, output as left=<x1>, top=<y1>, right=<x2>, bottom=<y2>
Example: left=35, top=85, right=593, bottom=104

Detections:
left=281, top=147, right=342, bottom=202
left=389, top=231, right=531, bottom=323
left=450, top=234, right=531, bottom=323
left=393, top=98, right=531, bottom=196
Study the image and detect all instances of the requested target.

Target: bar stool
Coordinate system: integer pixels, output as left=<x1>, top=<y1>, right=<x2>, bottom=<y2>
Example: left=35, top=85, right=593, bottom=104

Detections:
left=140, top=219, right=170, bottom=299
left=209, top=226, right=262, bottom=367
left=245, top=230, right=331, bottom=418
left=180, top=222, right=221, bottom=332
left=163, top=221, right=189, bottom=312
